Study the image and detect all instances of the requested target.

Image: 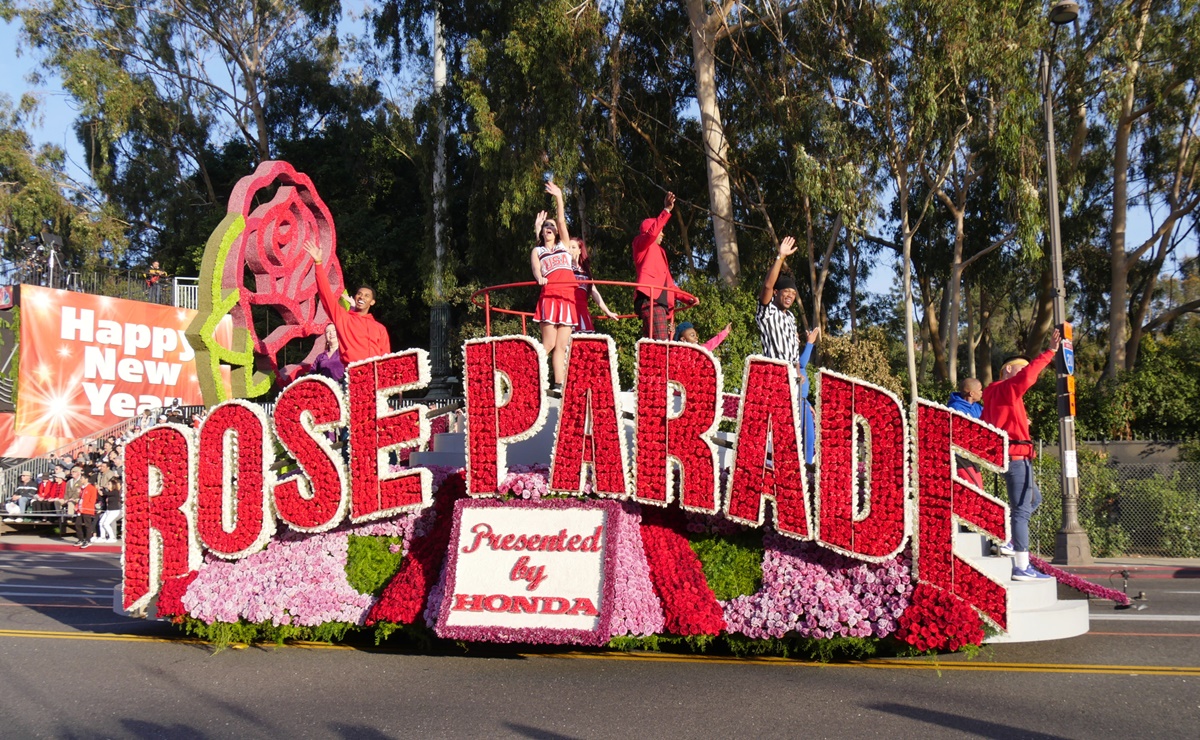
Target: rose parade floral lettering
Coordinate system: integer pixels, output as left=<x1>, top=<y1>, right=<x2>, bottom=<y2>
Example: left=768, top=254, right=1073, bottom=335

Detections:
left=122, top=332, right=1013, bottom=646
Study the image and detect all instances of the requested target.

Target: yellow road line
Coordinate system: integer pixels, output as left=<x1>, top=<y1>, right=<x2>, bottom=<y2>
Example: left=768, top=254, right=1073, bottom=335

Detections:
left=1, top=629, right=1197, bottom=675
left=531, top=650, right=1200, bottom=675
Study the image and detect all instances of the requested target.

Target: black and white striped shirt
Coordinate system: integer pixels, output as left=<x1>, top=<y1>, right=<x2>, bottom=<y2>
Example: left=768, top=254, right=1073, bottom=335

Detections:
left=755, top=301, right=800, bottom=364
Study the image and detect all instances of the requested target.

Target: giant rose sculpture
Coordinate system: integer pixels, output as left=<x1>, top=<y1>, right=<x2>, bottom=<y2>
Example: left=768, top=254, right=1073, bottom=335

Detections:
left=187, top=161, right=345, bottom=403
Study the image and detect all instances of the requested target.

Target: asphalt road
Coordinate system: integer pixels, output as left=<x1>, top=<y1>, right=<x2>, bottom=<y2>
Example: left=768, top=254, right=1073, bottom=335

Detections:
left=1, top=550, right=1198, bottom=739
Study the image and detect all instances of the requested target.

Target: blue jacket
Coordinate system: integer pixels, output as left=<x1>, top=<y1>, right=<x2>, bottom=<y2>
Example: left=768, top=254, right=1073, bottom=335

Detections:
left=947, top=391, right=982, bottom=419
left=798, top=341, right=815, bottom=465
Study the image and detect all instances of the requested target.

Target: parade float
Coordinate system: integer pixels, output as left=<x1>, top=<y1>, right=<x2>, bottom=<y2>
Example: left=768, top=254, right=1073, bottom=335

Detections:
left=116, top=162, right=1093, bottom=655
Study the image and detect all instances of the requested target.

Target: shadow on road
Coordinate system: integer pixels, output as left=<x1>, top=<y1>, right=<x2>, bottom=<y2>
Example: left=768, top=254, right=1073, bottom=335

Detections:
left=866, top=702, right=1068, bottom=739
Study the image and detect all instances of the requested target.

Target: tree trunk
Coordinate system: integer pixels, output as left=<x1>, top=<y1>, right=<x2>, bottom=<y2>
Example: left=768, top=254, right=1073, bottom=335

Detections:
left=965, top=278, right=976, bottom=380
left=1025, top=268, right=1056, bottom=357
left=901, top=213, right=918, bottom=401
left=1126, top=228, right=1172, bottom=368
left=977, top=284, right=995, bottom=386
left=1107, top=0, right=1151, bottom=378
left=685, top=0, right=740, bottom=286
left=946, top=204, right=966, bottom=385
left=847, top=231, right=858, bottom=337
left=919, top=272, right=948, bottom=382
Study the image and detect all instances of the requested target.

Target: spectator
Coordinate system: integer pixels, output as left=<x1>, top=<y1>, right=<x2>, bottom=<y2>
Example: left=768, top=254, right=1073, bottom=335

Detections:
left=981, top=329, right=1062, bottom=581
left=146, top=261, right=168, bottom=303
left=632, top=191, right=680, bottom=339
left=567, top=238, right=619, bottom=332
left=136, top=408, right=155, bottom=432
left=674, top=321, right=732, bottom=353
left=530, top=180, right=577, bottom=391
left=95, top=459, right=117, bottom=491
left=301, top=239, right=391, bottom=363
left=309, top=323, right=346, bottom=382
left=756, top=236, right=802, bottom=364
left=795, top=330, right=820, bottom=466
left=35, top=467, right=67, bottom=511
left=947, top=377, right=993, bottom=497
left=74, top=474, right=101, bottom=548
left=4, top=470, right=38, bottom=520
left=64, top=466, right=86, bottom=517
left=191, top=408, right=205, bottom=429
left=755, top=236, right=819, bottom=463
left=96, top=476, right=123, bottom=543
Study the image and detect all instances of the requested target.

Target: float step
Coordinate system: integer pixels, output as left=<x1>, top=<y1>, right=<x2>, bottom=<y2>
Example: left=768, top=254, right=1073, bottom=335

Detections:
left=986, top=599, right=1090, bottom=644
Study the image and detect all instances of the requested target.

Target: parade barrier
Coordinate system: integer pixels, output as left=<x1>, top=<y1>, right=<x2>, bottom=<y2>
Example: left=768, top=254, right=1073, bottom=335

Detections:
left=117, top=160, right=1090, bottom=654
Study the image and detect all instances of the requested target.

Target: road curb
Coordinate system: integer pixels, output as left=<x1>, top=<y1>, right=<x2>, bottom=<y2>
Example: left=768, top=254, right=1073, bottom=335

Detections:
left=0, top=541, right=121, bottom=554
left=1058, top=565, right=1200, bottom=579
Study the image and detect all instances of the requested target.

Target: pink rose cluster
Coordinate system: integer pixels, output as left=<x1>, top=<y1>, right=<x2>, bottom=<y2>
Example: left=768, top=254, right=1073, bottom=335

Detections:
left=182, top=530, right=375, bottom=626
left=722, top=533, right=913, bottom=640
left=180, top=466, right=465, bottom=627
left=604, top=501, right=664, bottom=637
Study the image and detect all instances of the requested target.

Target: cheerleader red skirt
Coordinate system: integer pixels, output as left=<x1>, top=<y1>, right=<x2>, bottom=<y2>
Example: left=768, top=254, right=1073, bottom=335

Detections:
left=534, top=293, right=579, bottom=326
left=575, top=288, right=595, bottom=331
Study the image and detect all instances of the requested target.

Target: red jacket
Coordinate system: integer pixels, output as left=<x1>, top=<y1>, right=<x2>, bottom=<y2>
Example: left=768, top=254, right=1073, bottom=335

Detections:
left=980, top=349, right=1055, bottom=460
left=78, top=483, right=100, bottom=516
left=632, top=210, right=679, bottom=302
left=39, top=479, right=66, bottom=500
left=314, top=267, right=391, bottom=364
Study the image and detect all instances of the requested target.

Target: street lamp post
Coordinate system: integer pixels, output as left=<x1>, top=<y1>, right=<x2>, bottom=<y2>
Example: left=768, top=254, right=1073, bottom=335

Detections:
left=1042, top=1, right=1093, bottom=565
left=428, top=6, right=453, bottom=397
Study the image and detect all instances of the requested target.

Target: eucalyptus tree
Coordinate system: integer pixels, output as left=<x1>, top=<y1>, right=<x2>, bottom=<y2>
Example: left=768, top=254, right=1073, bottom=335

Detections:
left=5, top=0, right=341, bottom=260
left=0, top=93, right=127, bottom=267
left=1059, top=0, right=1200, bottom=377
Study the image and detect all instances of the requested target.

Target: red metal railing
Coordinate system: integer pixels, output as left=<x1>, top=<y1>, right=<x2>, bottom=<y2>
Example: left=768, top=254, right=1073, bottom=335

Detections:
left=469, top=280, right=699, bottom=339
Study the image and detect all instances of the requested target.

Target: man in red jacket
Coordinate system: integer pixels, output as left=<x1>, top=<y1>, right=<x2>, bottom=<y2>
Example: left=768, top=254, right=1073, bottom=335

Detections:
left=632, top=191, right=680, bottom=339
left=302, top=239, right=391, bottom=363
left=981, top=328, right=1061, bottom=581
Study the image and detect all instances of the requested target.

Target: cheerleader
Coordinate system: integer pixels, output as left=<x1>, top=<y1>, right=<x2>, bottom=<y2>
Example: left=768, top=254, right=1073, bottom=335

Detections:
left=530, top=180, right=576, bottom=391
left=568, top=237, right=619, bottom=332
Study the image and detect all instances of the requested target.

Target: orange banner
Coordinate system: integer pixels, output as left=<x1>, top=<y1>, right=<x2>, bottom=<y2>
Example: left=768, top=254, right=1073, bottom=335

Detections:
left=15, top=285, right=230, bottom=440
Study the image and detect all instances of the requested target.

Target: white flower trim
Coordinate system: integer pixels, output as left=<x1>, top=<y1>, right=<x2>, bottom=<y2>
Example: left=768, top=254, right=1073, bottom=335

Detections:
left=348, top=349, right=434, bottom=523
left=631, top=338, right=724, bottom=514
left=723, top=354, right=813, bottom=537
left=852, top=415, right=872, bottom=523
left=548, top=334, right=630, bottom=498
left=198, top=399, right=277, bottom=560
left=812, top=368, right=911, bottom=564
left=269, top=374, right=349, bottom=533
left=122, top=423, right=201, bottom=615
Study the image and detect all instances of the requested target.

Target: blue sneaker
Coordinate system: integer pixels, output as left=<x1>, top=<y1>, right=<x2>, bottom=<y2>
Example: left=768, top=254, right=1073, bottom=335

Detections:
left=1011, top=566, right=1052, bottom=581
left=992, top=540, right=1016, bottom=557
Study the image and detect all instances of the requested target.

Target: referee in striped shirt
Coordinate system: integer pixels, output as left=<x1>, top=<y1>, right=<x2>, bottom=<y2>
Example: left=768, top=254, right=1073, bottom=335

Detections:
left=756, top=236, right=803, bottom=364
left=756, top=236, right=821, bottom=463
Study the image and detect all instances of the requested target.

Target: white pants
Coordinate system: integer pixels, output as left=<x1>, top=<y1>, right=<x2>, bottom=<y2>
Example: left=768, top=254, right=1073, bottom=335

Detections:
left=98, top=509, right=123, bottom=540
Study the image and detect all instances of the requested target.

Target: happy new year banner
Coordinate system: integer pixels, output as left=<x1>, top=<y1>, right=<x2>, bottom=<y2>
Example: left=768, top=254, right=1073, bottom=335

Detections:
left=15, top=285, right=231, bottom=439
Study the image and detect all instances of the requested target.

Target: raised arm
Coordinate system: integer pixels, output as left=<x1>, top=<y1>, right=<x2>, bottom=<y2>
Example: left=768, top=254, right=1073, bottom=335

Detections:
left=545, top=181, right=570, bottom=245
left=760, top=236, right=797, bottom=305
left=702, top=323, right=732, bottom=352
left=303, top=238, right=341, bottom=318
left=798, top=326, right=820, bottom=367
left=1010, top=328, right=1062, bottom=393
left=589, top=284, right=619, bottom=320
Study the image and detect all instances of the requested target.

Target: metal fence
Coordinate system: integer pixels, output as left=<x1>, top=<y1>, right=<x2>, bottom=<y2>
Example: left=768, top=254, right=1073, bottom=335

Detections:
left=0, top=262, right=192, bottom=308
left=1012, top=453, right=1200, bottom=558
